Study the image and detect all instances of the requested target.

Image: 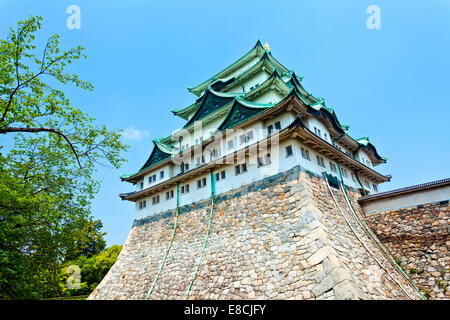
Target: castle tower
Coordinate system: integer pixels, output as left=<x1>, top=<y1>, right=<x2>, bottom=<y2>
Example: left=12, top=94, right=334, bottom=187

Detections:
left=89, top=41, right=424, bottom=300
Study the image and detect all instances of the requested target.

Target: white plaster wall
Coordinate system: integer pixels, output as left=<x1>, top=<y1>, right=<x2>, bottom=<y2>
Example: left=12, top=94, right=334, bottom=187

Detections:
left=356, top=149, right=373, bottom=168
left=133, top=136, right=373, bottom=219
left=361, top=185, right=450, bottom=215
left=225, top=56, right=261, bottom=79
left=224, top=69, right=270, bottom=94
left=251, top=89, right=285, bottom=105
left=134, top=138, right=300, bottom=219
left=305, top=116, right=331, bottom=143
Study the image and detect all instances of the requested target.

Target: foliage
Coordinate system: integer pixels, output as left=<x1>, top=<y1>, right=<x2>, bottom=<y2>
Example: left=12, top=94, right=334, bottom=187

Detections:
left=59, top=245, right=122, bottom=296
left=0, top=16, right=128, bottom=299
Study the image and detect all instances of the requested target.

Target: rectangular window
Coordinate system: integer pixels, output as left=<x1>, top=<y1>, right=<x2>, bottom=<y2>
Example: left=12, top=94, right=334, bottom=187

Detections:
left=373, top=184, right=378, bottom=192
left=317, top=155, right=325, bottom=168
left=342, top=168, right=348, bottom=178
left=258, top=154, right=271, bottom=167
left=351, top=173, right=357, bottom=182
left=286, top=145, right=293, bottom=157
left=274, top=121, right=281, bottom=130
left=170, top=190, right=174, bottom=198
left=215, top=172, right=220, bottom=181
left=184, top=163, right=189, bottom=171
left=235, top=163, right=247, bottom=175
left=152, top=174, right=156, bottom=182
left=166, top=191, right=170, bottom=200
left=181, top=186, right=185, bottom=194
left=257, top=156, right=263, bottom=167
left=211, top=148, right=220, bottom=159
left=301, top=147, right=310, bottom=161
left=185, top=184, right=190, bottom=193
left=160, top=171, right=164, bottom=179
left=365, top=180, right=370, bottom=188
left=196, top=155, right=205, bottom=165
left=267, top=124, right=273, bottom=136
left=324, top=133, right=328, bottom=141
left=227, top=140, right=234, bottom=150
left=196, top=179, right=206, bottom=189
left=220, top=170, right=226, bottom=180
left=329, top=162, right=337, bottom=172
left=240, top=131, right=254, bottom=144
left=140, top=182, right=144, bottom=190
left=152, top=196, right=160, bottom=205
left=313, top=128, right=319, bottom=137
left=139, top=200, right=147, bottom=209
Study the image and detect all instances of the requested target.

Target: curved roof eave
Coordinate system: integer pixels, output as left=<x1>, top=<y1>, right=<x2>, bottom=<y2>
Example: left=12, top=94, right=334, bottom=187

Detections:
left=355, top=137, right=387, bottom=163
left=137, top=139, right=174, bottom=173
left=187, top=40, right=266, bottom=96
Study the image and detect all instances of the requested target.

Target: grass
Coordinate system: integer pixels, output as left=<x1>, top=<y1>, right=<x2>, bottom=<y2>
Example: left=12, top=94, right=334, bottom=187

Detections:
left=45, top=295, right=89, bottom=300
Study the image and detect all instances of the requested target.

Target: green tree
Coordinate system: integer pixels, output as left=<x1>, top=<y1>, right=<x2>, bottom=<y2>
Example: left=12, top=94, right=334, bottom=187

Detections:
left=62, top=218, right=107, bottom=262
left=0, top=16, right=128, bottom=299
left=60, top=245, right=123, bottom=297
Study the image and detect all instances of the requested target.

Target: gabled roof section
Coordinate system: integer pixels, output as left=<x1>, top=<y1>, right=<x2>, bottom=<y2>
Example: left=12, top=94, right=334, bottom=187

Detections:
left=245, top=68, right=291, bottom=100
left=286, top=72, right=320, bottom=105
left=182, top=88, right=239, bottom=128
left=355, top=136, right=387, bottom=164
left=214, top=51, right=284, bottom=93
left=218, top=97, right=271, bottom=131
left=288, top=89, right=348, bottom=136
left=138, top=139, right=176, bottom=172
left=188, top=40, right=290, bottom=97
left=187, top=40, right=266, bottom=97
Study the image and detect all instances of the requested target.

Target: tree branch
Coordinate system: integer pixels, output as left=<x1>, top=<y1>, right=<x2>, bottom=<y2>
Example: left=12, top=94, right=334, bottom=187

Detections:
left=0, top=126, right=82, bottom=168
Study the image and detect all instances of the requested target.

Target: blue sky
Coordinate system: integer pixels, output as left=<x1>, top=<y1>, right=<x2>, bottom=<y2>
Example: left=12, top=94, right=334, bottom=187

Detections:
left=1, top=0, right=449, bottom=246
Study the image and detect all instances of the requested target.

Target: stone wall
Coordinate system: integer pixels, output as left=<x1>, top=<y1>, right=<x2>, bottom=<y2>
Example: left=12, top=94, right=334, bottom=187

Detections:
left=89, top=166, right=422, bottom=300
left=364, top=201, right=449, bottom=299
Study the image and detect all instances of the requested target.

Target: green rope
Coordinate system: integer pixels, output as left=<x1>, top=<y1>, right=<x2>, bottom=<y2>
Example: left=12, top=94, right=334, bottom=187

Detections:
left=184, top=170, right=216, bottom=300
left=146, top=182, right=180, bottom=299
left=354, top=170, right=368, bottom=196
left=335, top=161, right=426, bottom=300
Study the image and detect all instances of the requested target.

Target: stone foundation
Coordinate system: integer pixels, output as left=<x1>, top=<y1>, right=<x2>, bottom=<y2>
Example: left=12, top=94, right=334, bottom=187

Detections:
left=364, top=201, right=449, bottom=299
left=89, top=166, right=422, bottom=300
